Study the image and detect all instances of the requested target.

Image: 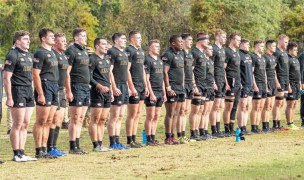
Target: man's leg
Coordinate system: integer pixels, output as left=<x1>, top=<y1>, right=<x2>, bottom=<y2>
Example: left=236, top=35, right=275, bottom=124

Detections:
left=89, top=107, right=102, bottom=151
left=132, top=100, right=144, bottom=145
left=189, top=98, right=201, bottom=140
left=108, top=105, right=120, bottom=148
left=145, top=106, right=155, bottom=145
left=7, top=107, right=12, bottom=134
left=11, top=108, right=26, bottom=161
left=272, top=91, right=285, bottom=129
left=164, top=101, right=177, bottom=144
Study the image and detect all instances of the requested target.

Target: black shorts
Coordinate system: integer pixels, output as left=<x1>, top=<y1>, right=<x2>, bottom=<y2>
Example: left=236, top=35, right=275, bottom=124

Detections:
left=145, top=90, right=163, bottom=107
left=90, top=87, right=112, bottom=108
left=195, top=84, right=207, bottom=98
left=225, top=78, right=241, bottom=97
left=205, top=87, right=215, bottom=101
left=286, top=82, right=300, bottom=101
left=240, top=85, right=253, bottom=98
left=253, top=82, right=267, bottom=99
left=12, top=86, right=35, bottom=108
left=277, top=78, right=289, bottom=92
left=69, top=83, right=90, bottom=107
left=34, top=81, right=58, bottom=107
left=267, top=80, right=277, bottom=97
left=129, top=83, right=146, bottom=104
left=166, top=93, right=185, bottom=103
left=185, top=82, right=193, bottom=99
left=58, top=89, right=67, bottom=108
left=112, top=83, right=129, bottom=106
left=215, top=77, right=226, bottom=98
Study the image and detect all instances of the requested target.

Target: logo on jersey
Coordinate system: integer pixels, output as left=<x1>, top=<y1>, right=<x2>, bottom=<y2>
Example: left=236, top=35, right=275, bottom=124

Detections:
left=33, top=58, right=39, bottom=63
left=20, top=58, right=24, bottom=62
left=126, top=52, right=130, bottom=57
left=162, top=57, right=168, bottom=61
left=5, top=60, right=11, bottom=65
left=99, top=61, right=102, bottom=64
left=28, top=58, right=32, bottom=62
left=59, top=57, right=62, bottom=60
left=119, top=54, right=122, bottom=56
left=78, top=53, right=82, bottom=56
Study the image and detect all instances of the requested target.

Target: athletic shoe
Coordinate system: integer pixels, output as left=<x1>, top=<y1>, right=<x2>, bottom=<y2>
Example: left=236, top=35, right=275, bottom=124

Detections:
left=241, top=130, right=252, bottom=135
left=178, top=137, right=188, bottom=144
left=53, top=148, right=67, bottom=156
left=109, top=144, right=124, bottom=150
left=21, top=155, right=37, bottom=161
left=288, top=124, right=300, bottom=130
left=183, top=136, right=196, bottom=142
left=170, top=138, right=180, bottom=144
left=69, top=149, right=84, bottom=155
left=48, top=149, right=63, bottom=157
left=43, top=152, right=57, bottom=159
left=0, top=160, right=6, bottom=164
left=198, top=135, right=208, bottom=140
left=164, top=138, right=179, bottom=145
left=146, top=141, right=158, bottom=146
left=276, top=126, right=289, bottom=131
left=117, top=143, right=131, bottom=150
left=92, top=145, right=101, bottom=152
left=13, top=155, right=27, bottom=162
left=78, top=148, right=88, bottom=154
left=212, top=132, right=225, bottom=138
left=99, top=145, right=111, bottom=152
left=189, top=135, right=200, bottom=141
left=152, top=140, right=161, bottom=146
left=127, top=141, right=142, bottom=148
left=221, top=131, right=232, bottom=137
left=134, top=142, right=143, bottom=147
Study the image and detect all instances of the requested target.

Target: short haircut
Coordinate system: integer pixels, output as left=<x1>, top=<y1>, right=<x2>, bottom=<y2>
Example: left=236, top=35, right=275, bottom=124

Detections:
left=278, top=34, right=289, bottom=41
left=196, top=32, right=208, bottom=41
left=266, top=40, right=276, bottom=48
left=129, top=31, right=140, bottom=40
left=72, top=28, right=86, bottom=39
left=181, top=33, right=192, bottom=40
left=254, top=40, right=265, bottom=47
left=214, top=29, right=227, bottom=37
left=111, top=32, right=126, bottom=43
left=229, top=32, right=241, bottom=41
left=54, top=32, right=65, bottom=39
left=94, top=37, right=107, bottom=49
left=169, top=34, right=181, bottom=44
left=148, top=39, right=160, bottom=47
left=287, top=42, right=298, bottom=51
left=39, top=28, right=54, bottom=42
left=240, top=38, right=250, bottom=44
left=14, top=30, right=30, bottom=43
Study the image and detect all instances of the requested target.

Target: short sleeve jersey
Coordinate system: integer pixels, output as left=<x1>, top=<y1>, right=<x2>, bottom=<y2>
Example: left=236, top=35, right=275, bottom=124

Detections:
left=274, top=48, right=289, bottom=82
left=212, top=44, right=226, bottom=80
left=251, top=53, right=266, bottom=83
left=144, top=55, right=163, bottom=92
left=65, top=43, right=90, bottom=85
left=54, top=50, right=68, bottom=89
left=181, top=50, right=194, bottom=83
left=107, top=46, right=129, bottom=84
left=239, top=50, right=253, bottom=86
left=225, top=47, right=241, bottom=80
left=33, top=47, right=59, bottom=82
left=161, top=47, right=184, bottom=86
left=206, top=57, right=214, bottom=87
left=263, top=53, right=276, bottom=81
left=89, top=53, right=111, bottom=88
left=298, top=53, right=304, bottom=84
left=191, top=47, right=207, bottom=84
left=4, top=47, right=33, bottom=86
left=288, top=55, right=300, bottom=83
left=126, top=45, right=145, bottom=83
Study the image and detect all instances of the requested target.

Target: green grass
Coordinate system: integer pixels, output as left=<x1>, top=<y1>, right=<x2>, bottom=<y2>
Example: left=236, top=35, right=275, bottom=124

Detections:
left=0, top=101, right=304, bottom=179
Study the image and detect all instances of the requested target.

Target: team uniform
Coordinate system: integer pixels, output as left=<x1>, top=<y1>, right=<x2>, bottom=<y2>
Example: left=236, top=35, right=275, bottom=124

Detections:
left=239, top=49, right=253, bottom=98
left=251, top=53, right=267, bottom=99
left=212, top=44, right=226, bottom=98
left=65, top=43, right=90, bottom=106
left=286, top=55, right=301, bottom=100
left=205, top=57, right=215, bottom=101
left=181, top=50, right=194, bottom=99
left=263, top=53, right=277, bottom=97
left=274, top=48, right=289, bottom=92
left=144, top=55, right=164, bottom=107
left=54, top=50, right=68, bottom=108
left=89, top=54, right=112, bottom=108
left=225, top=47, right=241, bottom=97
left=4, top=47, right=34, bottom=107
left=162, top=47, right=185, bottom=103
left=126, top=45, right=146, bottom=103
left=33, top=47, right=59, bottom=106
left=107, top=46, right=129, bottom=105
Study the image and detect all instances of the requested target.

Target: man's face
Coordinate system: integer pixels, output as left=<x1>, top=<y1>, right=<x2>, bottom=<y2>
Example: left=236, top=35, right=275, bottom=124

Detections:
left=267, top=42, right=276, bottom=53
left=240, top=42, right=250, bottom=51
left=233, top=35, right=241, bottom=48
left=206, top=46, right=213, bottom=57
left=54, top=36, right=67, bottom=51
left=116, top=35, right=127, bottom=49
left=173, top=37, right=183, bottom=51
left=279, top=38, right=289, bottom=50
left=16, top=35, right=30, bottom=50
left=75, top=31, right=87, bottom=46
left=183, top=36, right=193, bottom=49
left=289, top=47, right=298, bottom=57
left=217, top=34, right=227, bottom=45
left=149, top=42, right=160, bottom=56
left=131, top=33, right=142, bottom=48
left=200, top=37, right=210, bottom=49
left=43, top=32, right=55, bottom=46
left=256, top=43, right=265, bottom=54
left=97, top=39, right=108, bottom=55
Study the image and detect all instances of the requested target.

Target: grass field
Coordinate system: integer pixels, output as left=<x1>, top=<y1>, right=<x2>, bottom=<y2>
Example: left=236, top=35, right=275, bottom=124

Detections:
left=0, top=101, right=304, bottom=179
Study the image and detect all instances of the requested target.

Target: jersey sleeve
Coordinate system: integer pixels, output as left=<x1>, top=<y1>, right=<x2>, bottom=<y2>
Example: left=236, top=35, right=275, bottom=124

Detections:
left=89, top=56, right=98, bottom=86
left=3, top=51, right=17, bottom=72
left=162, top=52, right=173, bottom=67
left=65, top=47, right=76, bottom=65
left=224, top=49, right=230, bottom=63
left=107, top=49, right=116, bottom=65
left=144, top=57, right=151, bottom=74
left=126, top=48, right=134, bottom=62
left=251, top=54, right=257, bottom=68
left=33, top=50, right=46, bottom=69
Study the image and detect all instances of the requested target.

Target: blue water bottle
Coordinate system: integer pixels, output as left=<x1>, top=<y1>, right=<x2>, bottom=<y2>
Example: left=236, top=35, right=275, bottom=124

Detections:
left=142, top=130, right=147, bottom=145
left=236, top=128, right=241, bottom=142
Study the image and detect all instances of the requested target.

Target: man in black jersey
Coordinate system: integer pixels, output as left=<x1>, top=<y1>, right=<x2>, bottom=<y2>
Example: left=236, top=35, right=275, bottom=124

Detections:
left=177, top=33, right=195, bottom=143
left=210, top=29, right=227, bottom=137
left=223, top=32, right=241, bottom=135
left=47, top=33, right=68, bottom=156
left=125, top=31, right=147, bottom=148
left=272, top=34, right=289, bottom=130
left=162, top=35, right=184, bottom=145
left=299, top=51, right=304, bottom=128
left=4, top=31, right=37, bottom=162
left=251, top=40, right=267, bottom=133
left=65, top=28, right=90, bottom=154
left=189, top=33, right=209, bottom=141
left=262, top=40, right=277, bottom=131
left=237, top=39, right=253, bottom=135
left=32, top=28, right=59, bottom=158
left=107, top=32, right=130, bottom=150
left=144, top=39, right=166, bottom=146
left=89, top=37, right=112, bottom=152
left=285, top=42, right=300, bottom=130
